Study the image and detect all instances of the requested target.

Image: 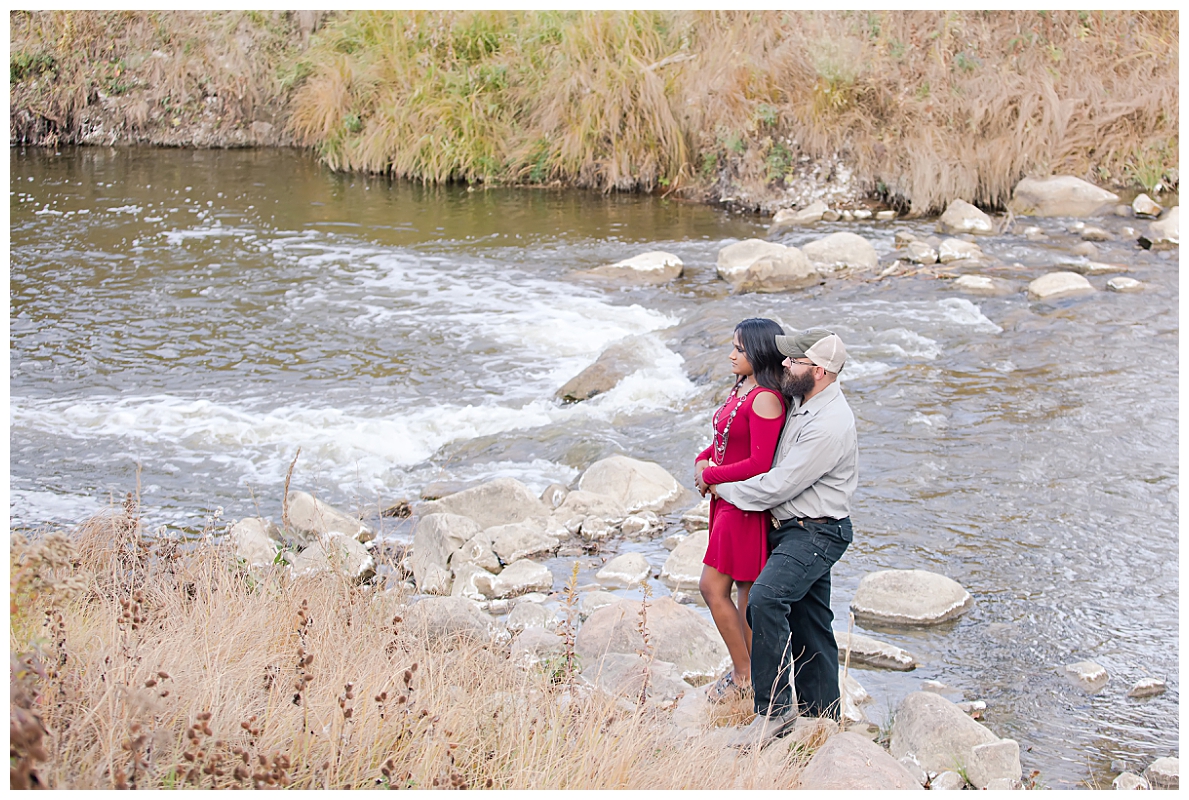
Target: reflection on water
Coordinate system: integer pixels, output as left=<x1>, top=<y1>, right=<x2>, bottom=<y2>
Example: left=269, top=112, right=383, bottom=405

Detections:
left=10, top=147, right=1178, bottom=787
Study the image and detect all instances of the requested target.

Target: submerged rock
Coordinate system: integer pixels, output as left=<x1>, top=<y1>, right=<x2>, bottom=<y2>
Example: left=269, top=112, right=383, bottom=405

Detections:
left=850, top=569, right=973, bottom=626
left=1028, top=271, right=1095, bottom=299
left=1009, top=175, right=1119, bottom=217
left=798, top=732, right=922, bottom=790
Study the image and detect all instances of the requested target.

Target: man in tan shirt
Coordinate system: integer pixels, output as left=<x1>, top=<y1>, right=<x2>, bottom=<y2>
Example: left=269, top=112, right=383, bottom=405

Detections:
left=699, top=328, right=858, bottom=749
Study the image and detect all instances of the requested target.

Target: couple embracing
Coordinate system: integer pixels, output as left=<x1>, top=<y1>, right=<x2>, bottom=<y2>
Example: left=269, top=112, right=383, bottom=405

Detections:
left=694, top=319, right=857, bottom=749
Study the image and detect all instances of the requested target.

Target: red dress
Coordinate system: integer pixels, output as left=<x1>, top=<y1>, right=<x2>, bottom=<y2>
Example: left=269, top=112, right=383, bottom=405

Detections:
left=697, top=385, right=786, bottom=582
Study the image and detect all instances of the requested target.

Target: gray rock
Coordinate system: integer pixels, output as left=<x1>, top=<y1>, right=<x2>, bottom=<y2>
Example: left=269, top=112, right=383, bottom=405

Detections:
left=404, top=596, right=495, bottom=645
left=938, top=199, right=994, bottom=235
left=1146, top=757, right=1179, bottom=789
left=932, top=770, right=967, bottom=790
left=852, top=209, right=873, bottom=220
left=1113, top=772, right=1150, bottom=790
left=540, top=483, right=569, bottom=509
left=1108, top=277, right=1144, bottom=293
left=451, top=530, right=502, bottom=574
left=290, top=534, right=376, bottom=583
left=412, top=513, right=481, bottom=594
left=662, top=532, right=685, bottom=550
left=890, top=691, right=1000, bottom=776
left=938, top=238, right=983, bottom=263
left=574, top=596, right=728, bottom=681
left=840, top=669, right=871, bottom=723
left=680, top=497, right=710, bottom=531
left=851, top=569, right=973, bottom=626
left=986, top=777, right=1022, bottom=790
left=579, top=652, right=690, bottom=706
left=876, top=209, right=897, bottom=221
left=967, top=739, right=1022, bottom=790
left=585, top=250, right=683, bottom=284
left=579, top=590, right=621, bottom=619
left=1147, top=206, right=1179, bottom=247
left=619, top=511, right=660, bottom=537
left=822, top=208, right=841, bottom=222
left=595, top=552, right=651, bottom=589
left=951, top=274, right=1014, bottom=295
left=474, top=558, right=554, bottom=599
left=1028, top=271, right=1095, bottom=299
left=1009, top=175, right=1119, bottom=217
left=553, top=489, right=627, bottom=523
left=1133, top=193, right=1163, bottom=218
left=506, top=600, right=557, bottom=633
left=906, top=240, right=938, bottom=264
left=578, top=455, right=685, bottom=514
left=418, top=477, right=550, bottom=530
left=715, top=238, right=821, bottom=294
left=800, top=232, right=878, bottom=272
left=228, top=517, right=282, bottom=568
left=797, top=732, right=922, bottom=790
left=1081, top=225, right=1113, bottom=241
left=555, top=335, right=652, bottom=403
left=1071, top=241, right=1100, bottom=258
left=489, top=519, right=559, bottom=564
left=1128, top=677, right=1167, bottom=698
left=898, top=754, right=928, bottom=786
left=1063, top=660, right=1109, bottom=693
left=449, top=562, right=489, bottom=602
left=509, top=626, right=566, bottom=668
left=1114, top=204, right=1135, bottom=217
left=659, top=528, right=708, bottom=591
left=579, top=515, right=612, bottom=541
left=1065, top=260, right=1128, bottom=275
left=770, top=200, right=828, bottom=234
left=286, top=491, right=373, bottom=544
left=835, top=629, right=917, bottom=671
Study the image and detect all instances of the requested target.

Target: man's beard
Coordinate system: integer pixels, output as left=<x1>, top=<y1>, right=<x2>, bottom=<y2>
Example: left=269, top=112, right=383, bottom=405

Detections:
left=782, top=368, right=815, bottom=400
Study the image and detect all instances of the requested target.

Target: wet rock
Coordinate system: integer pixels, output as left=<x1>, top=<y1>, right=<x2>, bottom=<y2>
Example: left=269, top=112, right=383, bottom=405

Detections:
left=890, top=691, right=1000, bottom=778
left=489, top=519, right=559, bottom=564
left=876, top=209, right=897, bottom=221
left=968, top=739, right=1023, bottom=790
left=1009, top=175, right=1119, bottom=217
left=770, top=200, right=828, bottom=234
left=681, top=497, right=710, bottom=531
left=579, top=652, right=690, bottom=706
left=1128, top=677, right=1167, bottom=698
left=1132, top=193, right=1163, bottom=218
left=619, top=510, right=660, bottom=537
left=932, top=770, right=967, bottom=790
left=1063, top=660, right=1109, bottom=693
left=1065, top=260, right=1127, bottom=275
left=1113, top=772, right=1150, bottom=790
left=801, top=232, right=878, bottom=272
left=797, top=732, right=922, bottom=790
left=555, top=335, right=650, bottom=403
left=540, top=483, right=569, bottom=509
left=405, top=597, right=496, bottom=646
left=418, top=477, right=550, bottom=530
left=906, top=240, right=938, bottom=264
left=660, top=528, right=708, bottom=591
left=840, top=669, right=870, bottom=723
left=579, top=590, right=620, bottom=619
left=1147, top=206, right=1179, bottom=247
left=717, top=239, right=821, bottom=294
left=228, top=517, right=282, bottom=568
left=956, top=700, right=987, bottom=717
left=853, top=209, right=872, bottom=220
left=1114, top=204, right=1135, bottom=217
left=578, top=455, right=685, bottom=514
left=585, top=250, right=683, bottom=284
left=595, top=552, right=651, bottom=588
left=509, top=626, right=565, bottom=668
left=894, top=230, right=917, bottom=247
left=841, top=210, right=854, bottom=222
left=575, top=596, right=728, bottom=681
left=506, top=600, right=557, bottom=633
left=474, top=558, right=554, bottom=599
left=1081, top=225, right=1113, bottom=242
left=286, top=491, right=374, bottom=544
left=1071, top=241, right=1099, bottom=258
left=412, top=513, right=481, bottom=595
left=290, top=534, right=376, bottom=583
left=938, top=238, right=983, bottom=263
left=1107, top=277, right=1144, bottom=293
left=835, top=629, right=917, bottom=670
left=938, top=199, right=994, bottom=235
left=850, top=569, right=973, bottom=626
left=1028, top=271, right=1095, bottom=300
left=451, top=530, right=502, bottom=574
left=553, top=489, right=627, bottom=526
left=662, top=532, right=685, bottom=550
left=951, top=274, right=1014, bottom=295
left=579, top=515, right=612, bottom=541
left=1145, top=757, right=1179, bottom=789
left=1024, top=225, right=1047, bottom=241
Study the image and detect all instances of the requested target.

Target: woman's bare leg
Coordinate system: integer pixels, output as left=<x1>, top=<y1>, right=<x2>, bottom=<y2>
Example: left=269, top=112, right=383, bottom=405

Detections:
left=736, top=581, right=754, bottom=659
left=700, top=565, right=751, bottom=683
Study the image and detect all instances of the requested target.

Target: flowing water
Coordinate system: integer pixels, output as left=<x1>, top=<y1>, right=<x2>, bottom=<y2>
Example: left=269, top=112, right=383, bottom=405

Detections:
left=9, top=147, right=1178, bottom=787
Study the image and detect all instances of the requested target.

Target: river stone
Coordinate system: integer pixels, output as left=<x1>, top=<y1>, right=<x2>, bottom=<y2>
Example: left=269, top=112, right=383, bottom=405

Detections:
left=418, top=477, right=549, bottom=530
left=890, top=691, right=1000, bottom=777
left=932, top=770, right=967, bottom=790
left=966, top=739, right=1022, bottom=790
left=898, top=754, right=928, bottom=786
left=835, top=629, right=917, bottom=671
left=404, top=596, right=495, bottom=645
left=510, top=626, right=566, bottom=668
left=770, top=200, right=828, bottom=234
left=1009, top=175, right=1119, bottom=217
left=473, top=558, right=554, bottom=599
left=1065, top=260, right=1127, bottom=275
left=1113, top=772, right=1150, bottom=790
left=286, top=491, right=374, bottom=545
left=1063, top=660, right=1109, bottom=693
left=800, top=232, right=878, bottom=272
left=841, top=669, right=870, bottom=723
left=660, top=528, right=709, bottom=591
left=1132, top=193, right=1163, bottom=218
left=578, top=455, right=684, bottom=514
left=579, top=652, right=690, bottom=706
left=506, top=600, right=558, bottom=633
left=228, top=517, right=282, bottom=568
left=489, top=520, right=559, bottom=564
left=540, top=483, right=568, bottom=509
left=907, top=240, right=938, bottom=264
left=938, top=238, right=983, bottom=262
left=579, top=515, right=612, bottom=541
left=555, top=335, right=651, bottom=403
left=411, top=513, right=481, bottom=593
left=290, top=534, right=376, bottom=583
left=876, top=209, right=897, bottom=221
left=850, top=569, right=973, bottom=626
left=797, top=732, right=921, bottom=790
left=449, top=562, right=489, bottom=602
left=1107, top=277, right=1144, bottom=293
left=595, top=552, right=651, bottom=588
left=580, top=590, right=621, bottom=619
left=450, top=529, right=502, bottom=574
left=681, top=497, right=710, bottom=531
left=715, top=238, right=820, bottom=294
left=853, top=209, right=872, bottom=220
left=553, top=489, right=627, bottom=525
left=1071, top=241, right=1099, bottom=258
left=1027, top=271, right=1095, bottom=300
left=586, top=250, right=683, bottom=284
left=1145, top=757, right=1179, bottom=789
left=938, top=199, right=994, bottom=235
left=574, top=596, right=729, bottom=681
left=1080, top=225, right=1113, bottom=242
left=619, top=511, right=660, bottom=537
left=951, top=274, right=1013, bottom=295
left=1127, top=677, right=1167, bottom=698
left=1147, top=206, right=1179, bottom=246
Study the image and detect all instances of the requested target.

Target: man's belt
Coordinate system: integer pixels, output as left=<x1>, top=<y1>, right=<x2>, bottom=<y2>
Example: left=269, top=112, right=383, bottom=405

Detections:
left=772, top=515, right=841, bottom=528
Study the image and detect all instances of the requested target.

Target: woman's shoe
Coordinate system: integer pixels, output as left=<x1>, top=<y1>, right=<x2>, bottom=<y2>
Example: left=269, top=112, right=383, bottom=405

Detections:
left=707, top=670, right=752, bottom=704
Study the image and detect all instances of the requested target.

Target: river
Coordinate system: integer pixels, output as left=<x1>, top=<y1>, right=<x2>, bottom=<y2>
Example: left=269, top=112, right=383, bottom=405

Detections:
left=9, top=147, right=1178, bottom=787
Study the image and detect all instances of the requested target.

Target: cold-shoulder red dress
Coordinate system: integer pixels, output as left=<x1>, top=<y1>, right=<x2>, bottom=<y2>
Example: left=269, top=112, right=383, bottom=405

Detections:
left=696, top=385, right=786, bottom=582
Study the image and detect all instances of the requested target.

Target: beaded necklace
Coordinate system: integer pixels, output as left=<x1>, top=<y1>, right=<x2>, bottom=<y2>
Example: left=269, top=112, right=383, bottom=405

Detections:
left=711, top=381, right=757, bottom=465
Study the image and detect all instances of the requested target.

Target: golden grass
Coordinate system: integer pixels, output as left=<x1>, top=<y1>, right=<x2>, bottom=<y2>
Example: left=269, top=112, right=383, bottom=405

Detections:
left=11, top=506, right=813, bottom=789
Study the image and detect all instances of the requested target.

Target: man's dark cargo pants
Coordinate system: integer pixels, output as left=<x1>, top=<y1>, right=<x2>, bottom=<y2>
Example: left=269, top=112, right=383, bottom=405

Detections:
left=746, top=517, right=852, bottom=720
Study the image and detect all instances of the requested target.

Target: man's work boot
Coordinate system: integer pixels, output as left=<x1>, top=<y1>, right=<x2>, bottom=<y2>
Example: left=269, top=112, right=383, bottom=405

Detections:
left=725, top=708, right=797, bottom=750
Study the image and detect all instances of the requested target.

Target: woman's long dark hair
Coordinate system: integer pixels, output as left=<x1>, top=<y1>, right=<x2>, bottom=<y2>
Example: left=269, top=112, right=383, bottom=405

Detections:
left=734, top=317, right=790, bottom=404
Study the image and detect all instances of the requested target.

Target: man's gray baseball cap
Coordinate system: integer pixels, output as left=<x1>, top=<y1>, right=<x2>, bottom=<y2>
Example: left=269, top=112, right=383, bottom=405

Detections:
left=774, top=328, right=847, bottom=373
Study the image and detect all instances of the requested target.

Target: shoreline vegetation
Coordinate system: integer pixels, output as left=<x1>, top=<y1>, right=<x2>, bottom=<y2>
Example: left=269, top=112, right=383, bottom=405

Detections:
left=9, top=10, right=1179, bottom=214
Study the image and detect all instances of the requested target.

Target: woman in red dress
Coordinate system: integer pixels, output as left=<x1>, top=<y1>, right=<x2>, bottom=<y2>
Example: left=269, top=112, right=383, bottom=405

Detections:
left=694, top=318, right=788, bottom=702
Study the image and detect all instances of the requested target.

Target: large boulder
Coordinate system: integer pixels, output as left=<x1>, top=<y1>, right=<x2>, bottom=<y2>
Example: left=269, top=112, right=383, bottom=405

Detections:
left=890, top=692, right=1000, bottom=779
left=290, top=535, right=376, bottom=583
left=228, top=517, right=282, bottom=568
left=579, top=653, right=691, bottom=706
left=574, top=596, right=728, bottom=681
left=411, top=513, right=481, bottom=595
left=555, top=335, right=651, bottom=403
left=403, top=596, right=495, bottom=645
left=659, top=528, right=709, bottom=591
left=577, top=455, right=685, bottom=514
left=417, top=478, right=549, bottom=530
left=769, top=200, right=828, bottom=235
left=851, top=569, right=973, bottom=626
left=552, top=490, right=628, bottom=527
left=715, top=239, right=821, bottom=294
left=1027, top=271, right=1095, bottom=300
left=584, top=250, right=683, bottom=284
left=286, top=491, right=374, bottom=545
left=797, top=732, right=922, bottom=790
left=1147, top=206, right=1179, bottom=247
left=489, top=519, right=559, bottom=564
left=595, top=552, right=651, bottom=589
left=938, top=200, right=994, bottom=235
left=836, top=630, right=917, bottom=671
left=473, top=558, right=554, bottom=599
left=1009, top=176, right=1119, bottom=217
left=800, top=232, right=878, bottom=272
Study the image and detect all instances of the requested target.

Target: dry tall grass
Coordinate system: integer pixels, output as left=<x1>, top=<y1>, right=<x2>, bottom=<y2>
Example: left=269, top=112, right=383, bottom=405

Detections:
left=10, top=503, right=808, bottom=789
